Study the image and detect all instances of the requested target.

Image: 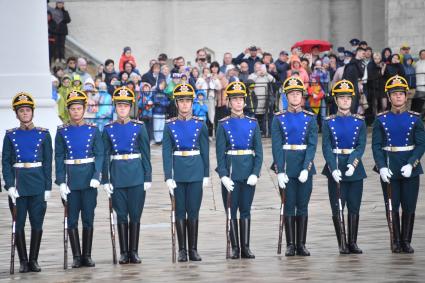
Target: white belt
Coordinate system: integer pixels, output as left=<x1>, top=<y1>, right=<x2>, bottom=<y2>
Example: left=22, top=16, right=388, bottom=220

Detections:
left=65, top=157, right=95, bottom=165
left=282, top=144, right=307, bottom=150
left=173, top=150, right=200, bottom=156
left=13, top=162, right=42, bottom=168
left=111, top=153, right=141, bottom=160
left=226, top=150, right=254, bottom=156
left=383, top=145, right=415, bottom=152
left=332, top=149, right=354, bottom=154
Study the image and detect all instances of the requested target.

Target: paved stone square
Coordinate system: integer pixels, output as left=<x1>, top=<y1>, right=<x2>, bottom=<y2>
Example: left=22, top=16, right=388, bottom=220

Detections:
left=0, top=134, right=424, bottom=282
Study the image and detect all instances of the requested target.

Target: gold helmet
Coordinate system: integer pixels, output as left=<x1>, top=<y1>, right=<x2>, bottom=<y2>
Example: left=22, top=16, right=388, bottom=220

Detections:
left=283, top=76, right=305, bottom=94
left=331, top=80, right=355, bottom=96
left=12, top=92, right=35, bottom=111
left=224, top=81, right=247, bottom=98
left=113, top=86, right=135, bottom=104
left=66, top=89, right=88, bottom=107
left=385, top=75, right=409, bottom=94
left=173, top=83, right=195, bottom=100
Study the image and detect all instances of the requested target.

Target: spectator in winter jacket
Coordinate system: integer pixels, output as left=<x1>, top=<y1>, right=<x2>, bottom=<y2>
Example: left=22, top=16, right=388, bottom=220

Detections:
left=119, top=46, right=137, bottom=72
left=275, top=51, right=290, bottom=83
left=413, top=49, right=425, bottom=115
left=138, top=83, right=154, bottom=141
left=193, top=90, right=208, bottom=121
left=141, top=62, right=165, bottom=90
left=152, top=81, right=170, bottom=144
left=95, top=82, right=113, bottom=131
left=48, top=1, right=71, bottom=62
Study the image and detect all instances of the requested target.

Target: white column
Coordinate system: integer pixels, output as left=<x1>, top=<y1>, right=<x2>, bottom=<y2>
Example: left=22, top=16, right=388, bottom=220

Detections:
left=0, top=0, right=60, bottom=138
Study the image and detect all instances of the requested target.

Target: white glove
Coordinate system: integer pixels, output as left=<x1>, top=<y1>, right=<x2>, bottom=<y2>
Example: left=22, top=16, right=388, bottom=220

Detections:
left=103, top=183, right=114, bottom=196
left=379, top=167, right=393, bottom=183
left=401, top=164, right=413, bottom=178
left=144, top=182, right=152, bottom=191
left=59, top=183, right=71, bottom=201
left=166, top=179, right=177, bottom=195
left=8, top=187, right=19, bottom=204
left=332, top=170, right=342, bottom=183
left=90, top=179, right=100, bottom=189
left=221, top=176, right=234, bottom=192
left=202, top=177, right=209, bottom=188
left=345, top=164, right=355, bottom=177
left=298, top=169, right=309, bottom=183
left=277, top=173, right=289, bottom=188
left=44, top=191, right=51, bottom=202
left=247, top=175, right=258, bottom=186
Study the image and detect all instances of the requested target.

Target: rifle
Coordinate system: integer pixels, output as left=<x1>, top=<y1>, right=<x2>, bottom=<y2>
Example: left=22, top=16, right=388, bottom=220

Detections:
left=226, top=160, right=232, bottom=259
left=63, top=199, right=68, bottom=269
left=335, top=148, right=348, bottom=252
left=277, top=137, right=288, bottom=255
left=277, top=186, right=285, bottom=254
left=10, top=202, right=16, bottom=275
left=385, top=155, right=394, bottom=251
left=170, top=194, right=176, bottom=263
left=106, top=149, right=118, bottom=264
left=109, top=197, right=117, bottom=264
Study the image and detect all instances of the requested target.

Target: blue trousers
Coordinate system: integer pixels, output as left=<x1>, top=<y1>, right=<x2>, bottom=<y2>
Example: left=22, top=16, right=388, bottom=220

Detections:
left=12, top=193, right=46, bottom=231
left=221, top=180, right=255, bottom=219
left=284, top=177, right=313, bottom=216
left=380, top=176, right=420, bottom=214
left=67, top=188, right=98, bottom=229
left=328, top=179, right=363, bottom=216
left=175, top=181, right=203, bottom=221
left=112, top=184, right=146, bottom=224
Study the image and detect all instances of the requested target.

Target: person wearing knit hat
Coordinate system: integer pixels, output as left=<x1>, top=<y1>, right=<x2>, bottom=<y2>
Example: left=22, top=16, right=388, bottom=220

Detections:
left=3, top=92, right=53, bottom=273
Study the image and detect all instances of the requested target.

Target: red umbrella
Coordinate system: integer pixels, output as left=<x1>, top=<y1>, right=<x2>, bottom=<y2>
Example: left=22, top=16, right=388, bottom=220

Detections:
left=291, top=40, right=332, bottom=53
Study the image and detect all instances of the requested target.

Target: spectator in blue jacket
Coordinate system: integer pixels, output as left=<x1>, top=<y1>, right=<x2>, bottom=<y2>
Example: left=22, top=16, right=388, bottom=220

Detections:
left=234, top=46, right=263, bottom=74
left=152, top=81, right=170, bottom=144
left=193, top=90, right=208, bottom=121
left=138, top=83, right=154, bottom=142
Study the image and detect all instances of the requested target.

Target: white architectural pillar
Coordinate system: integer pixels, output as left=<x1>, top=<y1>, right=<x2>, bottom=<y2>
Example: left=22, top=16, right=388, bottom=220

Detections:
left=0, top=0, right=59, bottom=139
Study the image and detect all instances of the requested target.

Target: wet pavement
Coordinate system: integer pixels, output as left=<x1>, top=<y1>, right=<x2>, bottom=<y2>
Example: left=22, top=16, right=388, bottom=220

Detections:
left=0, top=134, right=424, bottom=282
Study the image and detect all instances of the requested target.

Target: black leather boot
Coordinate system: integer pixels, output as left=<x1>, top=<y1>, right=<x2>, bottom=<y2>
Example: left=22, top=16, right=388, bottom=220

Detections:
left=16, top=230, right=29, bottom=273
left=68, top=228, right=82, bottom=268
left=187, top=219, right=202, bottom=261
left=117, top=223, right=129, bottom=264
left=229, top=219, right=240, bottom=259
left=332, top=216, right=349, bottom=254
left=82, top=228, right=95, bottom=267
left=401, top=213, right=415, bottom=253
left=296, top=216, right=310, bottom=256
left=348, top=214, right=362, bottom=254
left=176, top=219, right=187, bottom=262
left=129, top=223, right=142, bottom=263
left=392, top=212, right=402, bottom=253
left=29, top=230, right=42, bottom=272
left=240, top=218, right=255, bottom=259
left=284, top=216, right=296, bottom=256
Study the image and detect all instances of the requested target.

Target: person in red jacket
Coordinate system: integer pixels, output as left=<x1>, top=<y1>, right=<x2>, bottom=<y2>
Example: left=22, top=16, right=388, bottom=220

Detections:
left=119, top=47, right=137, bottom=72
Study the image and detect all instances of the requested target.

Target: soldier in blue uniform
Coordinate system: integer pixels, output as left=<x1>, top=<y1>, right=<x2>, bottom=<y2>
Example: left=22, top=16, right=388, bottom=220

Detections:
left=2, top=92, right=52, bottom=273
left=372, top=75, right=425, bottom=253
left=162, top=83, right=209, bottom=262
left=102, top=86, right=152, bottom=264
left=215, top=81, right=263, bottom=259
left=322, top=80, right=367, bottom=254
left=271, top=77, right=318, bottom=256
left=55, top=89, right=104, bottom=268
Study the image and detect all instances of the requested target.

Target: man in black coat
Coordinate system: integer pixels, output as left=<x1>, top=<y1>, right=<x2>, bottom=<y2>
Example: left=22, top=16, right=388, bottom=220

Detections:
left=343, top=47, right=366, bottom=113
